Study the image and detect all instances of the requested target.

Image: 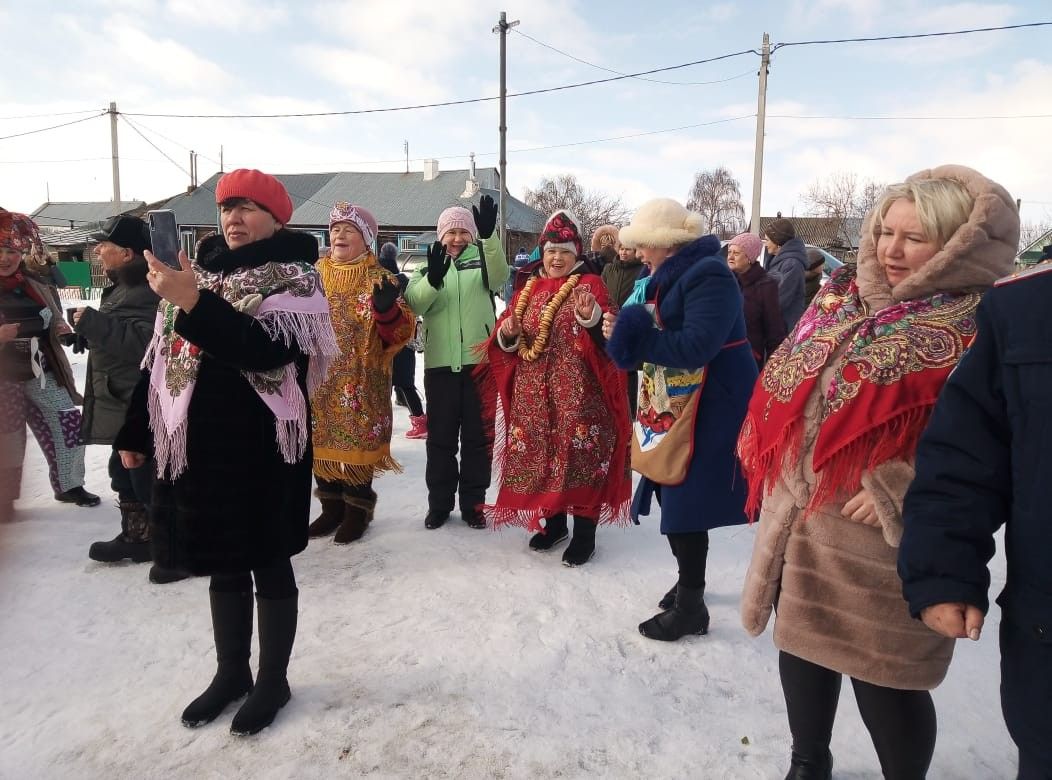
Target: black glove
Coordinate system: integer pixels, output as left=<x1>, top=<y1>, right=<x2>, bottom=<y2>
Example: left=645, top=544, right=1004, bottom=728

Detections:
left=472, top=194, right=498, bottom=240
left=72, top=336, right=87, bottom=354
left=372, top=276, right=400, bottom=315
left=426, top=241, right=452, bottom=289
left=58, top=332, right=77, bottom=347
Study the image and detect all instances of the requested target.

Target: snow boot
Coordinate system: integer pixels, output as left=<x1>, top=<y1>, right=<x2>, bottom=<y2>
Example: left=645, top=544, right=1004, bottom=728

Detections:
left=561, top=516, right=596, bottom=567
left=307, top=489, right=344, bottom=538
left=181, top=589, right=254, bottom=727
left=424, top=509, right=449, bottom=529
left=784, top=749, right=833, bottom=780
left=658, top=581, right=679, bottom=610
left=334, top=491, right=376, bottom=545
left=405, top=414, right=428, bottom=440
left=529, top=513, right=568, bottom=551
left=462, top=506, right=487, bottom=529
left=149, top=564, right=191, bottom=584
left=638, top=584, right=709, bottom=641
left=230, top=593, right=297, bottom=736
left=88, top=500, right=152, bottom=563
left=55, top=486, right=101, bottom=507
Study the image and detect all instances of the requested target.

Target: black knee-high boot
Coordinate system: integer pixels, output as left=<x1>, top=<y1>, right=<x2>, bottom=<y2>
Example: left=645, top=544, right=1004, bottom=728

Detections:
left=230, top=592, right=298, bottom=736
left=562, top=515, right=596, bottom=566
left=181, top=590, right=254, bottom=727
left=780, top=651, right=838, bottom=780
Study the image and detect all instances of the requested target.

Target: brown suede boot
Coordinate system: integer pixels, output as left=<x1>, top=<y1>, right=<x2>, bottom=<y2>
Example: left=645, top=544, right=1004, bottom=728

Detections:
left=307, top=490, right=344, bottom=538
left=334, top=492, right=376, bottom=545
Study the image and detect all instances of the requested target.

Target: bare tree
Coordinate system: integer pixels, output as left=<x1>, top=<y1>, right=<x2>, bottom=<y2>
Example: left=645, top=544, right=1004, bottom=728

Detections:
left=523, top=174, right=632, bottom=243
left=685, top=166, right=746, bottom=237
left=802, top=172, right=887, bottom=247
left=1019, top=218, right=1052, bottom=252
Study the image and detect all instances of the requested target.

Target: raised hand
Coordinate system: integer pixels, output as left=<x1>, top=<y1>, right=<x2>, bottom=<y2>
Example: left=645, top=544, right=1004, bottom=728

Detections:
left=601, top=311, right=617, bottom=340
left=146, top=249, right=200, bottom=312
left=426, top=241, right=452, bottom=289
left=572, top=286, right=598, bottom=321
left=472, top=194, right=498, bottom=240
left=372, top=276, right=400, bottom=314
left=502, top=309, right=522, bottom=339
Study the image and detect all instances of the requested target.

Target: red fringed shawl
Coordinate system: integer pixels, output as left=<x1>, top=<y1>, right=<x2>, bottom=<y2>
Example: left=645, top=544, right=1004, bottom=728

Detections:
left=478, top=273, right=632, bottom=532
left=737, top=267, right=980, bottom=517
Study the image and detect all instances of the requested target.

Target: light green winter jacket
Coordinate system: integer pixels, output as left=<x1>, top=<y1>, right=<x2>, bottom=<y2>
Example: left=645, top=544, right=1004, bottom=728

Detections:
left=405, top=235, right=509, bottom=372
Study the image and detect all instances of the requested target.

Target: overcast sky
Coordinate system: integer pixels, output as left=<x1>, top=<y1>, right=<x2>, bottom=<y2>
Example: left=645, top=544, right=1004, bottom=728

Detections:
left=1, top=0, right=1050, bottom=232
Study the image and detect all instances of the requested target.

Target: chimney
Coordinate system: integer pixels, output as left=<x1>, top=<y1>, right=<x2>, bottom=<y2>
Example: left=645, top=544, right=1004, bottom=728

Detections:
left=460, top=152, right=479, bottom=198
left=423, top=159, right=439, bottom=181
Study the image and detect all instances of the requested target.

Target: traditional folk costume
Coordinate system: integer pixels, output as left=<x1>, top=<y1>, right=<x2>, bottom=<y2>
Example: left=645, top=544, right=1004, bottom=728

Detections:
left=308, top=203, right=413, bottom=544
left=483, top=210, right=631, bottom=566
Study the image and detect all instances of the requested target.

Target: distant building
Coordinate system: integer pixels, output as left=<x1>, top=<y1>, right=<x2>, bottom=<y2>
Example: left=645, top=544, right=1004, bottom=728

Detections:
left=757, top=215, right=864, bottom=262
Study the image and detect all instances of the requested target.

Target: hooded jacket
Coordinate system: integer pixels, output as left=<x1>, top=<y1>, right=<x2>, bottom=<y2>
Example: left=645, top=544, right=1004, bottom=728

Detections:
left=740, top=164, right=1019, bottom=690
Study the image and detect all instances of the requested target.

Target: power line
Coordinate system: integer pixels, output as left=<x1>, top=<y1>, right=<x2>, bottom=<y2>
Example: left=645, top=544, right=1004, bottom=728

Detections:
left=119, top=115, right=192, bottom=177
left=0, top=111, right=107, bottom=141
left=0, top=108, right=105, bottom=121
left=512, top=28, right=755, bottom=86
left=121, top=49, right=758, bottom=119
left=770, top=112, right=1052, bottom=121
left=772, top=20, right=1052, bottom=50
left=0, top=156, right=162, bottom=165
left=121, top=115, right=223, bottom=167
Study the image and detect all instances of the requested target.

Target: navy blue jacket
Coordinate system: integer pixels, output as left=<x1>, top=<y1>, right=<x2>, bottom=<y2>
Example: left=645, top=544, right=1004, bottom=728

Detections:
left=900, top=270, right=1052, bottom=766
left=766, top=237, right=807, bottom=331
left=608, top=236, right=757, bottom=534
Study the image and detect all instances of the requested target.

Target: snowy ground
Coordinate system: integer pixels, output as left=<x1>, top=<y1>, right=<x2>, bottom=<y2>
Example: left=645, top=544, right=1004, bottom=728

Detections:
left=0, top=339, right=1016, bottom=779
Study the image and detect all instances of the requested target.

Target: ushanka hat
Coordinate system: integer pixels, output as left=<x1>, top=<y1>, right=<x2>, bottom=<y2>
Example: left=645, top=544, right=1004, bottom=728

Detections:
left=539, top=210, right=583, bottom=257
left=215, top=168, right=294, bottom=224
left=590, top=224, right=619, bottom=252
left=329, top=202, right=378, bottom=247
left=92, top=215, right=151, bottom=254
left=618, top=198, right=704, bottom=249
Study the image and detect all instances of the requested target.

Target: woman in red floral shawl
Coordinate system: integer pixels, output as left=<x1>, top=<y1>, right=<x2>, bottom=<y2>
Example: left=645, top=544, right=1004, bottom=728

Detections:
left=483, top=209, right=631, bottom=567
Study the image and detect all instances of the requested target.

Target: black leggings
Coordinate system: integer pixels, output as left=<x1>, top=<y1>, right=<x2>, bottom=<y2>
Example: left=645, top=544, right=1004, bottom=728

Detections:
left=779, top=651, right=936, bottom=780
left=395, top=385, right=424, bottom=417
left=666, top=531, right=709, bottom=590
left=209, top=558, right=297, bottom=600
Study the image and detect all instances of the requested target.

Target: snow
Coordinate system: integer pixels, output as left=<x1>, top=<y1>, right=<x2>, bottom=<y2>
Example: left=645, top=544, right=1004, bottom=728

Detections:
left=0, top=341, right=1016, bottom=779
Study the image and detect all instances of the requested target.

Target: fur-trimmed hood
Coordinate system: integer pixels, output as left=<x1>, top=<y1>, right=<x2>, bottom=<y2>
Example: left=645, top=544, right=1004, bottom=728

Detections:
left=856, top=164, right=1020, bottom=308
left=197, top=229, right=320, bottom=273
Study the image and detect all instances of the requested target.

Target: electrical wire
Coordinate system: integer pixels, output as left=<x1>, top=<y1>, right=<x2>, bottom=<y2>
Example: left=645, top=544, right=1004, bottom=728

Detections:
left=511, top=28, right=755, bottom=86
left=121, top=49, right=758, bottom=119
left=772, top=21, right=1052, bottom=50
left=0, top=111, right=107, bottom=141
left=118, top=115, right=192, bottom=177
left=0, top=108, right=105, bottom=121
left=121, top=115, right=223, bottom=167
left=769, top=112, right=1052, bottom=121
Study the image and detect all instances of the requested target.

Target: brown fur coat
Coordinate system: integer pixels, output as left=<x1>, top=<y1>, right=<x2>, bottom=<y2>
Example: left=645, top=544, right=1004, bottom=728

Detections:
left=740, top=165, right=1019, bottom=690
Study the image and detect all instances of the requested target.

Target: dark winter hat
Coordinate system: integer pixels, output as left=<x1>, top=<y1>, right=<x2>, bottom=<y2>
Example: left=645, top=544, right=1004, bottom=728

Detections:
left=378, top=242, right=399, bottom=274
left=215, top=168, right=294, bottom=224
left=91, top=215, right=151, bottom=254
left=764, top=217, right=796, bottom=247
left=1040, top=244, right=1052, bottom=262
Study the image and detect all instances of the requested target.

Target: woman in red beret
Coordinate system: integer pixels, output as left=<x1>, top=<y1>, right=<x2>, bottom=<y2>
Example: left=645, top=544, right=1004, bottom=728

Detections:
left=116, top=169, right=339, bottom=735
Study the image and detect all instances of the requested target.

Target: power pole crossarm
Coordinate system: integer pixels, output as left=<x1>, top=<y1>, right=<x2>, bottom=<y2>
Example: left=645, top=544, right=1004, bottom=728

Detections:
left=750, top=35, right=770, bottom=235
left=493, top=11, right=519, bottom=251
left=109, top=101, right=121, bottom=203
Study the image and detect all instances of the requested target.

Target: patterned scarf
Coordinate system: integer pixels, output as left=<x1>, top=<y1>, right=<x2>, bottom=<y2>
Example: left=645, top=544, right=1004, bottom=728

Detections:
left=144, top=260, right=338, bottom=479
left=737, top=266, right=980, bottom=516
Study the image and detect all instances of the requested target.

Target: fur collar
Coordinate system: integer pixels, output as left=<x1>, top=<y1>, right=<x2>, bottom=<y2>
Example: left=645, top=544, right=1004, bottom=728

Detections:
left=106, top=255, right=150, bottom=286
left=736, top=261, right=768, bottom=288
left=645, top=235, right=722, bottom=298
left=197, top=229, right=319, bottom=273
left=855, top=164, right=1019, bottom=308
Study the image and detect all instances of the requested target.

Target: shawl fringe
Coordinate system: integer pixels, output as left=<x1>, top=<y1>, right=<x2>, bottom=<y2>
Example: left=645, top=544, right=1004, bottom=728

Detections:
left=256, top=308, right=340, bottom=395
left=313, top=454, right=402, bottom=484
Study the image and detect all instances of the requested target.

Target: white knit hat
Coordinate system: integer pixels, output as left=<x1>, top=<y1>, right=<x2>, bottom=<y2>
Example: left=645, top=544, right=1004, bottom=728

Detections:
left=618, top=198, right=705, bottom=249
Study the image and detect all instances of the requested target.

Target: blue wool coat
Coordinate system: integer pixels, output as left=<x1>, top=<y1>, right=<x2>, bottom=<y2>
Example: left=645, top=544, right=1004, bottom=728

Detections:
left=608, top=236, right=758, bottom=534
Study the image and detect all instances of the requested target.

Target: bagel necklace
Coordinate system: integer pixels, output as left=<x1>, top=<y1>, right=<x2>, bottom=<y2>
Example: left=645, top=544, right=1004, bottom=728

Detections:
left=514, top=273, right=580, bottom=362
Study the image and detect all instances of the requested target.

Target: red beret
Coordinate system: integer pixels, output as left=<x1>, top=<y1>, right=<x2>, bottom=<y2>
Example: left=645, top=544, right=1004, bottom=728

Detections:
left=215, top=169, right=293, bottom=225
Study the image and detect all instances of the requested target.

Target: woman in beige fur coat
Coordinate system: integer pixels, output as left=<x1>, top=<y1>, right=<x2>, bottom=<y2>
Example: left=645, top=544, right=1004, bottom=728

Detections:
left=737, top=165, right=1019, bottom=780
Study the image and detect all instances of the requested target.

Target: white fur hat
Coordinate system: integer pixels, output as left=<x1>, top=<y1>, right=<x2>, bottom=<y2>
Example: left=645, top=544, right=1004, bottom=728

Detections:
left=618, top=198, right=705, bottom=249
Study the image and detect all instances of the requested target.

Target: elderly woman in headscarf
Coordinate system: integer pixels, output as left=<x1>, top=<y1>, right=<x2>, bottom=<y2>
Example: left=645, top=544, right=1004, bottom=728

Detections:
left=484, top=210, right=631, bottom=566
left=307, top=205, right=413, bottom=545
left=738, top=165, right=1019, bottom=779
left=0, top=211, right=98, bottom=521
left=115, top=169, right=339, bottom=736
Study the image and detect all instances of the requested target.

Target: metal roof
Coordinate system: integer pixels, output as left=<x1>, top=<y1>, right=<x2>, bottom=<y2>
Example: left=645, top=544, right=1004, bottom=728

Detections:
left=161, top=172, right=340, bottom=227
left=31, top=201, right=145, bottom=229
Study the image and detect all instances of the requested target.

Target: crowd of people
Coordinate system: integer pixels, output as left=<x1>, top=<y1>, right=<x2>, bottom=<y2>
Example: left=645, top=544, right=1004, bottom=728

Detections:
left=0, top=162, right=1046, bottom=778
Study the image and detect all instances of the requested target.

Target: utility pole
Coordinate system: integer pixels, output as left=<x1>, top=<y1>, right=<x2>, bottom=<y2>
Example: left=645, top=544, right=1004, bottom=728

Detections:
left=219, top=145, right=224, bottom=173
left=493, top=11, right=519, bottom=250
left=404, top=140, right=409, bottom=174
left=108, top=101, right=121, bottom=203
left=750, top=34, right=770, bottom=235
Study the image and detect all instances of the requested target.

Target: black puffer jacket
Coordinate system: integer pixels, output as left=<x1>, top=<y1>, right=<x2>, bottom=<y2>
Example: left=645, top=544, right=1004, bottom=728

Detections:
left=115, top=230, right=320, bottom=575
left=75, top=257, right=159, bottom=444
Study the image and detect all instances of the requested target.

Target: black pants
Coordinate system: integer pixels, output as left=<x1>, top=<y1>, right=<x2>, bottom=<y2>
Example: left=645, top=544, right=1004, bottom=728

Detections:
left=666, top=531, right=709, bottom=590
left=210, top=557, right=297, bottom=600
left=1001, top=616, right=1052, bottom=779
left=423, top=366, right=492, bottom=513
left=394, top=385, right=425, bottom=417
left=627, top=370, right=639, bottom=420
left=315, top=476, right=374, bottom=499
left=779, top=651, right=936, bottom=780
left=108, top=447, right=154, bottom=504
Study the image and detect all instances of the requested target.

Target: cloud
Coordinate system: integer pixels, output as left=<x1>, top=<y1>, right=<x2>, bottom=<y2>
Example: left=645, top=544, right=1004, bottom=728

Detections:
left=166, top=0, right=288, bottom=30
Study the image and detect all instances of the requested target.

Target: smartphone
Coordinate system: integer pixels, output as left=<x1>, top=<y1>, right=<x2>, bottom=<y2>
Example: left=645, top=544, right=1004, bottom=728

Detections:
left=146, top=210, right=182, bottom=269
